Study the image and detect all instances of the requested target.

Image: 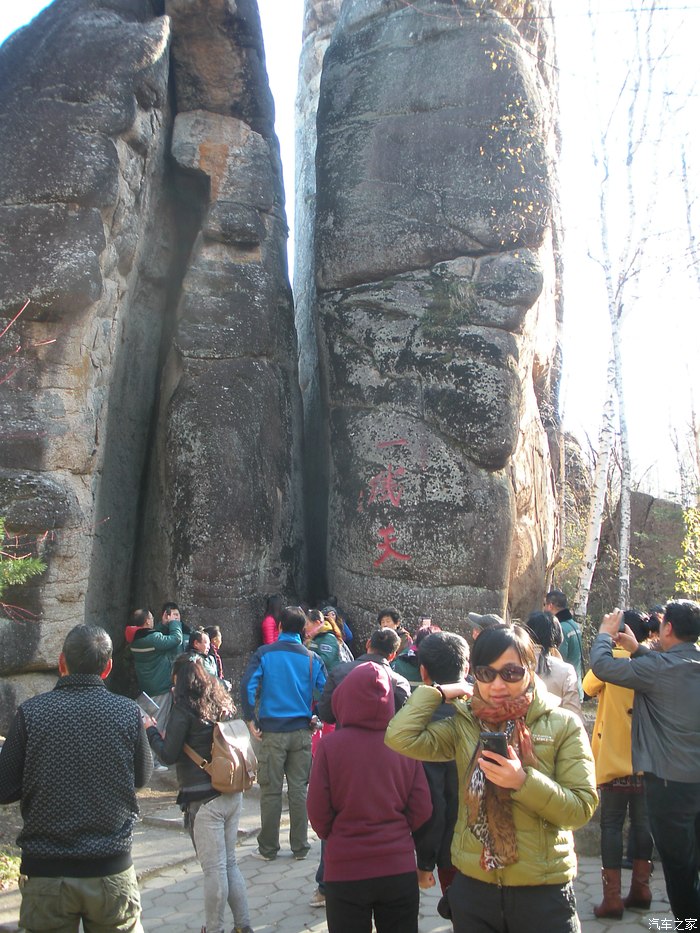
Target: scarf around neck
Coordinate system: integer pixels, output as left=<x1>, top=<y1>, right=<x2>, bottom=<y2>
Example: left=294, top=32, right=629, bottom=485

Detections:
left=465, top=684, right=538, bottom=872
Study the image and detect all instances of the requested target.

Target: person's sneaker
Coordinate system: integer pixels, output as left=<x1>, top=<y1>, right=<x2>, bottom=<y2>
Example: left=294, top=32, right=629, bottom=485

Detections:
left=309, top=888, right=326, bottom=908
left=249, top=849, right=275, bottom=861
left=153, top=761, right=168, bottom=771
left=232, top=927, right=255, bottom=933
left=293, top=850, right=309, bottom=860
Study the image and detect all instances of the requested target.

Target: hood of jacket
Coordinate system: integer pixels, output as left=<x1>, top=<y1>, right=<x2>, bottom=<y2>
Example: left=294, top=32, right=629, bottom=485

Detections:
left=332, top=661, right=395, bottom=730
left=396, top=645, right=419, bottom=667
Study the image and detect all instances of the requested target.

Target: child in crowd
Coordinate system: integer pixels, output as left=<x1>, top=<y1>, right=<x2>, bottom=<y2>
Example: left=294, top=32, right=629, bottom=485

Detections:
left=413, top=631, right=470, bottom=897
left=204, top=624, right=232, bottom=691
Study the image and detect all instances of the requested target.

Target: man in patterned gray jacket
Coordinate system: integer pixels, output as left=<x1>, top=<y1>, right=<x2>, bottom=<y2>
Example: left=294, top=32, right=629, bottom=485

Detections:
left=0, top=623, right=152, bottom=931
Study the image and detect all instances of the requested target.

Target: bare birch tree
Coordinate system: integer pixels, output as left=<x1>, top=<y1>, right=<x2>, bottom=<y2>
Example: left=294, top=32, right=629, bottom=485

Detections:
left=574, top=384, right=615, bottom=617
left=571, top=0, right=672, bottom=610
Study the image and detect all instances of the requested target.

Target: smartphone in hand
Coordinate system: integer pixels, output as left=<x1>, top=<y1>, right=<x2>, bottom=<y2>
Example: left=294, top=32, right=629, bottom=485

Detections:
left=480, top=731, right=508, bottom=761
left=136, top=692, right=160, bottom=719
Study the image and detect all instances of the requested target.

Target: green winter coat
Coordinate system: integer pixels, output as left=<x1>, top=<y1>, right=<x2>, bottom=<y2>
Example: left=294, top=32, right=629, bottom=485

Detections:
left=308, top=628, right=341, bottom=672
left=385, top=678, right=597, bottom=887
left=129, top=619, right=184, bottom=696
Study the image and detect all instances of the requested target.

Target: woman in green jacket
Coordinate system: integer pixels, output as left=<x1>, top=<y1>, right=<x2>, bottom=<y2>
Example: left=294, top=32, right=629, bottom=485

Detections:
left=385, top=623, right=597, bottom=933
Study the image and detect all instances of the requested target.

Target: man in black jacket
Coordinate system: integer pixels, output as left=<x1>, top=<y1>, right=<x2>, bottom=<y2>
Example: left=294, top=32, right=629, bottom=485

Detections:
left=316, top=627, right=411, bottom=724
left=0, top=623, right=152, bottom=931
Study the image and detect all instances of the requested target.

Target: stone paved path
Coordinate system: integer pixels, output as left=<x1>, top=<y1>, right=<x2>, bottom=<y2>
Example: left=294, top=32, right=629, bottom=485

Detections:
left=0, top=785, right=677, bottom=932
left=139, top=831, right=674, bottom=933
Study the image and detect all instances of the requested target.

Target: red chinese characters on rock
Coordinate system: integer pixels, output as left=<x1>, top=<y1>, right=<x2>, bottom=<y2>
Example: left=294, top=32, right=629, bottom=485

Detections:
left=358, top=438, right=413, bottom=568
left=373, top=524, right=411, bottom=568
left=368, top=463, right=405, bottom=507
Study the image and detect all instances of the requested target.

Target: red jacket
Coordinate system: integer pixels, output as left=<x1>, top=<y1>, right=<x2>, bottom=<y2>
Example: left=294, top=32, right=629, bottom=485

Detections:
left=307, top=662, right=431, bottom=882
left=261, top=614, right=279, bottom=644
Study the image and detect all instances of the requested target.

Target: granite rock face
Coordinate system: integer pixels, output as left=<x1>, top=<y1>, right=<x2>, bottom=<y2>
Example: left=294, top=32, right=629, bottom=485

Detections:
left=1, top=0, right=564, bottom=725
left=0, top=0, right=303, bottom=720
left=307, top=0, right=561, bottom=626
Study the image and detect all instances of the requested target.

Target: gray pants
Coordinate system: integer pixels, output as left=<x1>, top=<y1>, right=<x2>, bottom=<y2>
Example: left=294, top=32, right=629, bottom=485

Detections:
left=191, top=793, right=251, bottom=933
left=257, top=728, right=312, bottom=859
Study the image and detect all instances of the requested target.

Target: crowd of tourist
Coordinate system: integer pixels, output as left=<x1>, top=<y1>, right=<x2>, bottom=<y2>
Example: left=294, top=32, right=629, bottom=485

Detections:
left=0, top=592, right=699, bottom=933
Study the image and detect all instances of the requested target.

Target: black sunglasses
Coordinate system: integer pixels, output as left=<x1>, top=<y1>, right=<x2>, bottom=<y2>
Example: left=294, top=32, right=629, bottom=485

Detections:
left=473, top=663, right=527, bottom=684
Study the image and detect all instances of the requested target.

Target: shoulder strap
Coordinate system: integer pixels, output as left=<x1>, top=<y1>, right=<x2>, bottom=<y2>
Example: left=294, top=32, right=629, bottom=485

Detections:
left=182, top=742, right=209, bottom=769
left=309, top=651, right=314, bottom=712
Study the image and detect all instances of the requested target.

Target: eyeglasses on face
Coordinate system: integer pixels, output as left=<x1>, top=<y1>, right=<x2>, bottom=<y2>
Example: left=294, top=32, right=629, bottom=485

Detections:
left=473, top=663, right=527, bottom=684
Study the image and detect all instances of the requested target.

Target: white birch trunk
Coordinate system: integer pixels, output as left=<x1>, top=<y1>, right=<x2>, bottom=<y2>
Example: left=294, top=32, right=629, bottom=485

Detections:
left=589, top=3, right=661, bottom=610
left=611, top=316, right=631, bottom=607
left=574, top=384, right=616, bottom=619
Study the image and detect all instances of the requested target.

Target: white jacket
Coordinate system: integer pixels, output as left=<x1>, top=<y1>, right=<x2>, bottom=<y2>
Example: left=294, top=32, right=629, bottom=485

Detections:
left=534, top=648, right=583, bottom=720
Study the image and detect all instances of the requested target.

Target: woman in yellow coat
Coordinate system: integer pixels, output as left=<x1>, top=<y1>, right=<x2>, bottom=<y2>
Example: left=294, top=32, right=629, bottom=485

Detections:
left=582, top=610, right=653, bottom=919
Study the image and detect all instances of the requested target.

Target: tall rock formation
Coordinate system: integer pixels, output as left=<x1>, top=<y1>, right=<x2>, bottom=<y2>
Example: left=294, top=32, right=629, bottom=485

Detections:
left=136, top=0, right=305, bottom=653
left=0, top=0, right=564, bottom=725
left=304, top=0, right=561, bottom=627
left=0, top=0, right=303, bottom=723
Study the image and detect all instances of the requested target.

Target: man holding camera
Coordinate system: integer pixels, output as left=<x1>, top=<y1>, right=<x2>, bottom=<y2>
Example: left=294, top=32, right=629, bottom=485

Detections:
left=590, top=600, right=700, bottom=920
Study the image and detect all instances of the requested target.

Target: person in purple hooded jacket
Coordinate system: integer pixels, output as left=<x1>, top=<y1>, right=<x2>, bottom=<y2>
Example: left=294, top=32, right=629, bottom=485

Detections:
left=307, top=662, right=432, bottom=933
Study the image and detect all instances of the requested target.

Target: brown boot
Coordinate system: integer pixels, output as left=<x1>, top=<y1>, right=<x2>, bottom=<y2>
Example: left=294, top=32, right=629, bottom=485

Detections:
left=623, top=859, right=652, bottom=909
left=594, top=868, right=624, bottom=919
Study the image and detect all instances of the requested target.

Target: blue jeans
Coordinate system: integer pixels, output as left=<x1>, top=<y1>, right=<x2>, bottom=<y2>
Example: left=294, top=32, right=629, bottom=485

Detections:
left=599, top=784, right=653, bottom=868
left=192, top=793, right=250, bottom=933
left=645, top=772, right=700, bottom=920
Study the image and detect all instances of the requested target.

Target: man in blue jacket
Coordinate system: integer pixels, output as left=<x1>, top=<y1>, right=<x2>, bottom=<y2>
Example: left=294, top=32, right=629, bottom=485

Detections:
left=241, top=605, right=327, bottom=861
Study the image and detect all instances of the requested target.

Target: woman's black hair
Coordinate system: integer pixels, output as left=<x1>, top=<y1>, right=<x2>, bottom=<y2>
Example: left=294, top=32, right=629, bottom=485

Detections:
left=377, top=607, right=401, bottom=625
left=265, top=594, right=284, bottom=621
left=471, top=623, right=537, bottom=674
left=526, top=611, right=563, bottom=676
left=172, top=657, right=234, bottom=722
left=623, top=609, right=649, bottom=643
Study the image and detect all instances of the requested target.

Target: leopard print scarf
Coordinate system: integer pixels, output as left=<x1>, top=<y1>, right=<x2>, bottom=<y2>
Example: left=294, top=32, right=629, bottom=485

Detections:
left=465, top=687, right=538, bottom=871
